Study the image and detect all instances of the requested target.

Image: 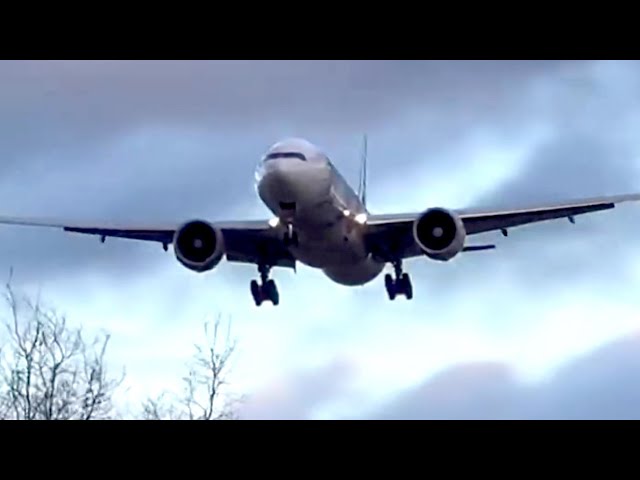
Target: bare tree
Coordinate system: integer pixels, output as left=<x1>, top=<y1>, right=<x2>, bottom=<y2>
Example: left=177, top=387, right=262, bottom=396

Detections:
left=0, top=275, right=125, bottom=420
left=141, top=315, right=240, bottom=420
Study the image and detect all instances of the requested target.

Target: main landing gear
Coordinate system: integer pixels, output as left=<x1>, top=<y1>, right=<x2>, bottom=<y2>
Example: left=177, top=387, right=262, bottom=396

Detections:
left=385, top=260, right=413, bottom=301
left=251, top=264, right=280, bottom=307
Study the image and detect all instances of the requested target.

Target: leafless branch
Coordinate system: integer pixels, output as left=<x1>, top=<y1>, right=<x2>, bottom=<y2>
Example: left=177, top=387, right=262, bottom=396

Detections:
left=0, top=277, right=124, bottom=420
left=141, top=315, right=240, bottom=420
left=0, top=272, right=242, bottom=421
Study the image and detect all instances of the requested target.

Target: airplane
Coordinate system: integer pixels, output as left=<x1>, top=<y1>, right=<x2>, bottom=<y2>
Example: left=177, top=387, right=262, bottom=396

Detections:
left=0, top=136, right=639, bottom=307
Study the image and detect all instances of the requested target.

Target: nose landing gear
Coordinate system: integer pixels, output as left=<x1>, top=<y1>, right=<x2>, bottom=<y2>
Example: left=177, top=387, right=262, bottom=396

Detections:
left=385, top=260, right=413, bottom=301
left=283, top=224, right=299, bottom=248
left=251, top=264, right=280, bottom=306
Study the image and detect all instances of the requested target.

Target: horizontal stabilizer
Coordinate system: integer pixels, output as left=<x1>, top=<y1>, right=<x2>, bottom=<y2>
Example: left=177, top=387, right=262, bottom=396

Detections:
left=462, top=244, right=496, bottom=252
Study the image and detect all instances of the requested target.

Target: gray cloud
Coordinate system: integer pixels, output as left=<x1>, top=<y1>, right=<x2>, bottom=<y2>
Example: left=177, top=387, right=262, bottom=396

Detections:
left=2, top=59, right=639, bottom=297
left=370, top=332, right=640, bottom=420
left=0, top=59, right=576, bottom=182
left=0, top=60, right=565, bottom=138
left=0, top=132, right=264, bottom=283
left=6, top=60, right=639, bottom=415
left=238, top=358, right=355, bottom=420
left=367, top=61, right=640, bottom=302
left=241, top=331, right=640, bottom=420
left=374, top=363, right=522, bottom=420
left=415, top=130, right=640, bottom=299
left=0, top=60, right=578, bottom=285
left=454, top=96, right=640, bottom=291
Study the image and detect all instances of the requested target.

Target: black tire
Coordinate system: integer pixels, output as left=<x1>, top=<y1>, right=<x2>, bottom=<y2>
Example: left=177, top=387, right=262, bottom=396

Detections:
left=402, top=273, right=414, bottom=300
left=385, top=274, right=396, bottom=301
left=265, top=279, right=280, bottom=306
left=250, top=280, right=262, bottom=306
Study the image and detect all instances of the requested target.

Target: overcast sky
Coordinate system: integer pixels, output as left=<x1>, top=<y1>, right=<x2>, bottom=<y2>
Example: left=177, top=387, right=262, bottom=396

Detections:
left=1, top=60, right=640, bottom=419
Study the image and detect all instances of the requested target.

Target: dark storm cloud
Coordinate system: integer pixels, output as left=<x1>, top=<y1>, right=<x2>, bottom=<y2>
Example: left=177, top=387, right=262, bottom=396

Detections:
left=370, top=332, right=640, bottom=420
left=0, top=60, right=575, bottom=284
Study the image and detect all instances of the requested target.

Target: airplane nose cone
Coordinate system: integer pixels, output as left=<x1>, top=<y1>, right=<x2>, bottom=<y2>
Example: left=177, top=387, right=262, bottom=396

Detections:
left=258, top=159, right=299, bottom=201
left=256, top=158, right=331, bottom=216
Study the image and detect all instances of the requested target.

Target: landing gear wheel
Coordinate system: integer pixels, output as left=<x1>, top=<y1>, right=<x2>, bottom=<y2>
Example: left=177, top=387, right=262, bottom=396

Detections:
left=250, top=280, right=263, bottom=307
left=264, top=279, right=280, bottom=306
left=251, top=264, right=280, bottom=306
left=385, top=274, right=397, bottom=301
left=385, top=261, right=413, bottom=301
left=401, top=273, right=413, bottom=300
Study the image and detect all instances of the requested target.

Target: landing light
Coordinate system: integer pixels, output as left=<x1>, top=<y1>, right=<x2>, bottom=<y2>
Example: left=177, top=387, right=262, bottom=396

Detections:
left=354, top=213, right=368, bottom=225
left=268, top=217, right=280, bottom=228
left=343, top=209, right=351, bottom=217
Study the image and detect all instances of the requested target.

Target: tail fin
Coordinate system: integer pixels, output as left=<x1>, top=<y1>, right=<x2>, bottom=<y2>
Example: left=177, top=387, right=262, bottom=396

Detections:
left=358, top=134, right=368, bottom=209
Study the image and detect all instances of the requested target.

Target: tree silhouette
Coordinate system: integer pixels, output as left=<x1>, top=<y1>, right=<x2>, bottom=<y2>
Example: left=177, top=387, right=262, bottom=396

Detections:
left=0, top=273, right=241, bottom=420
left=141, top=316, right=240, bottom=420
left=0, top=275, right=124, bottom=420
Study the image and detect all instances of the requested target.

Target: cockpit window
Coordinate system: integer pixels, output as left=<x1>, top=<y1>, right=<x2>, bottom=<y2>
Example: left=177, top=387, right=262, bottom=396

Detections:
left=264, top=152, right=307, bottom=162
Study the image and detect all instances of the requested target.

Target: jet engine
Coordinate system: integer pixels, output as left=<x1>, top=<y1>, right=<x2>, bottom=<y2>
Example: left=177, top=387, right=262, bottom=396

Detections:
left=173, top=220, right=225, bottom=273
left=413, top=208, right=466, bottom=261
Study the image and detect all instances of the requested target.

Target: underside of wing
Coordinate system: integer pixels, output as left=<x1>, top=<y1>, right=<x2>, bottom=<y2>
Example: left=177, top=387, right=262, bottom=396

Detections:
left=0, top=215, right=176, bottom=242
left=220, top=226, right=296, bottom=269
left=364, top=193, right=640, bottom=261
left=0, top=215, right=295, bottom=270
left=457, top=193, right=640, bottom=235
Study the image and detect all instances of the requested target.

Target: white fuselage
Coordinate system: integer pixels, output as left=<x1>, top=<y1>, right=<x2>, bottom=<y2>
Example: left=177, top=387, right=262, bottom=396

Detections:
left=255, top=138, right=384, bottom=286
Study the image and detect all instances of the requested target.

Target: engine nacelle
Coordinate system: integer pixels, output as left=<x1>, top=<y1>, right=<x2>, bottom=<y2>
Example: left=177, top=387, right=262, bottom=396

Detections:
left=173, top=220, right=225, bottom=273
left=413, top=208, right=466, bottom=261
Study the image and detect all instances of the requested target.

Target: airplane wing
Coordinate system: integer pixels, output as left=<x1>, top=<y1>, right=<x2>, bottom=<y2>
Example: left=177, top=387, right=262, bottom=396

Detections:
left=1, top=193, right=639, bottom=271
left=0, top=215, right=297, bottom=270
left=364, top=193, right=640, bottom=261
